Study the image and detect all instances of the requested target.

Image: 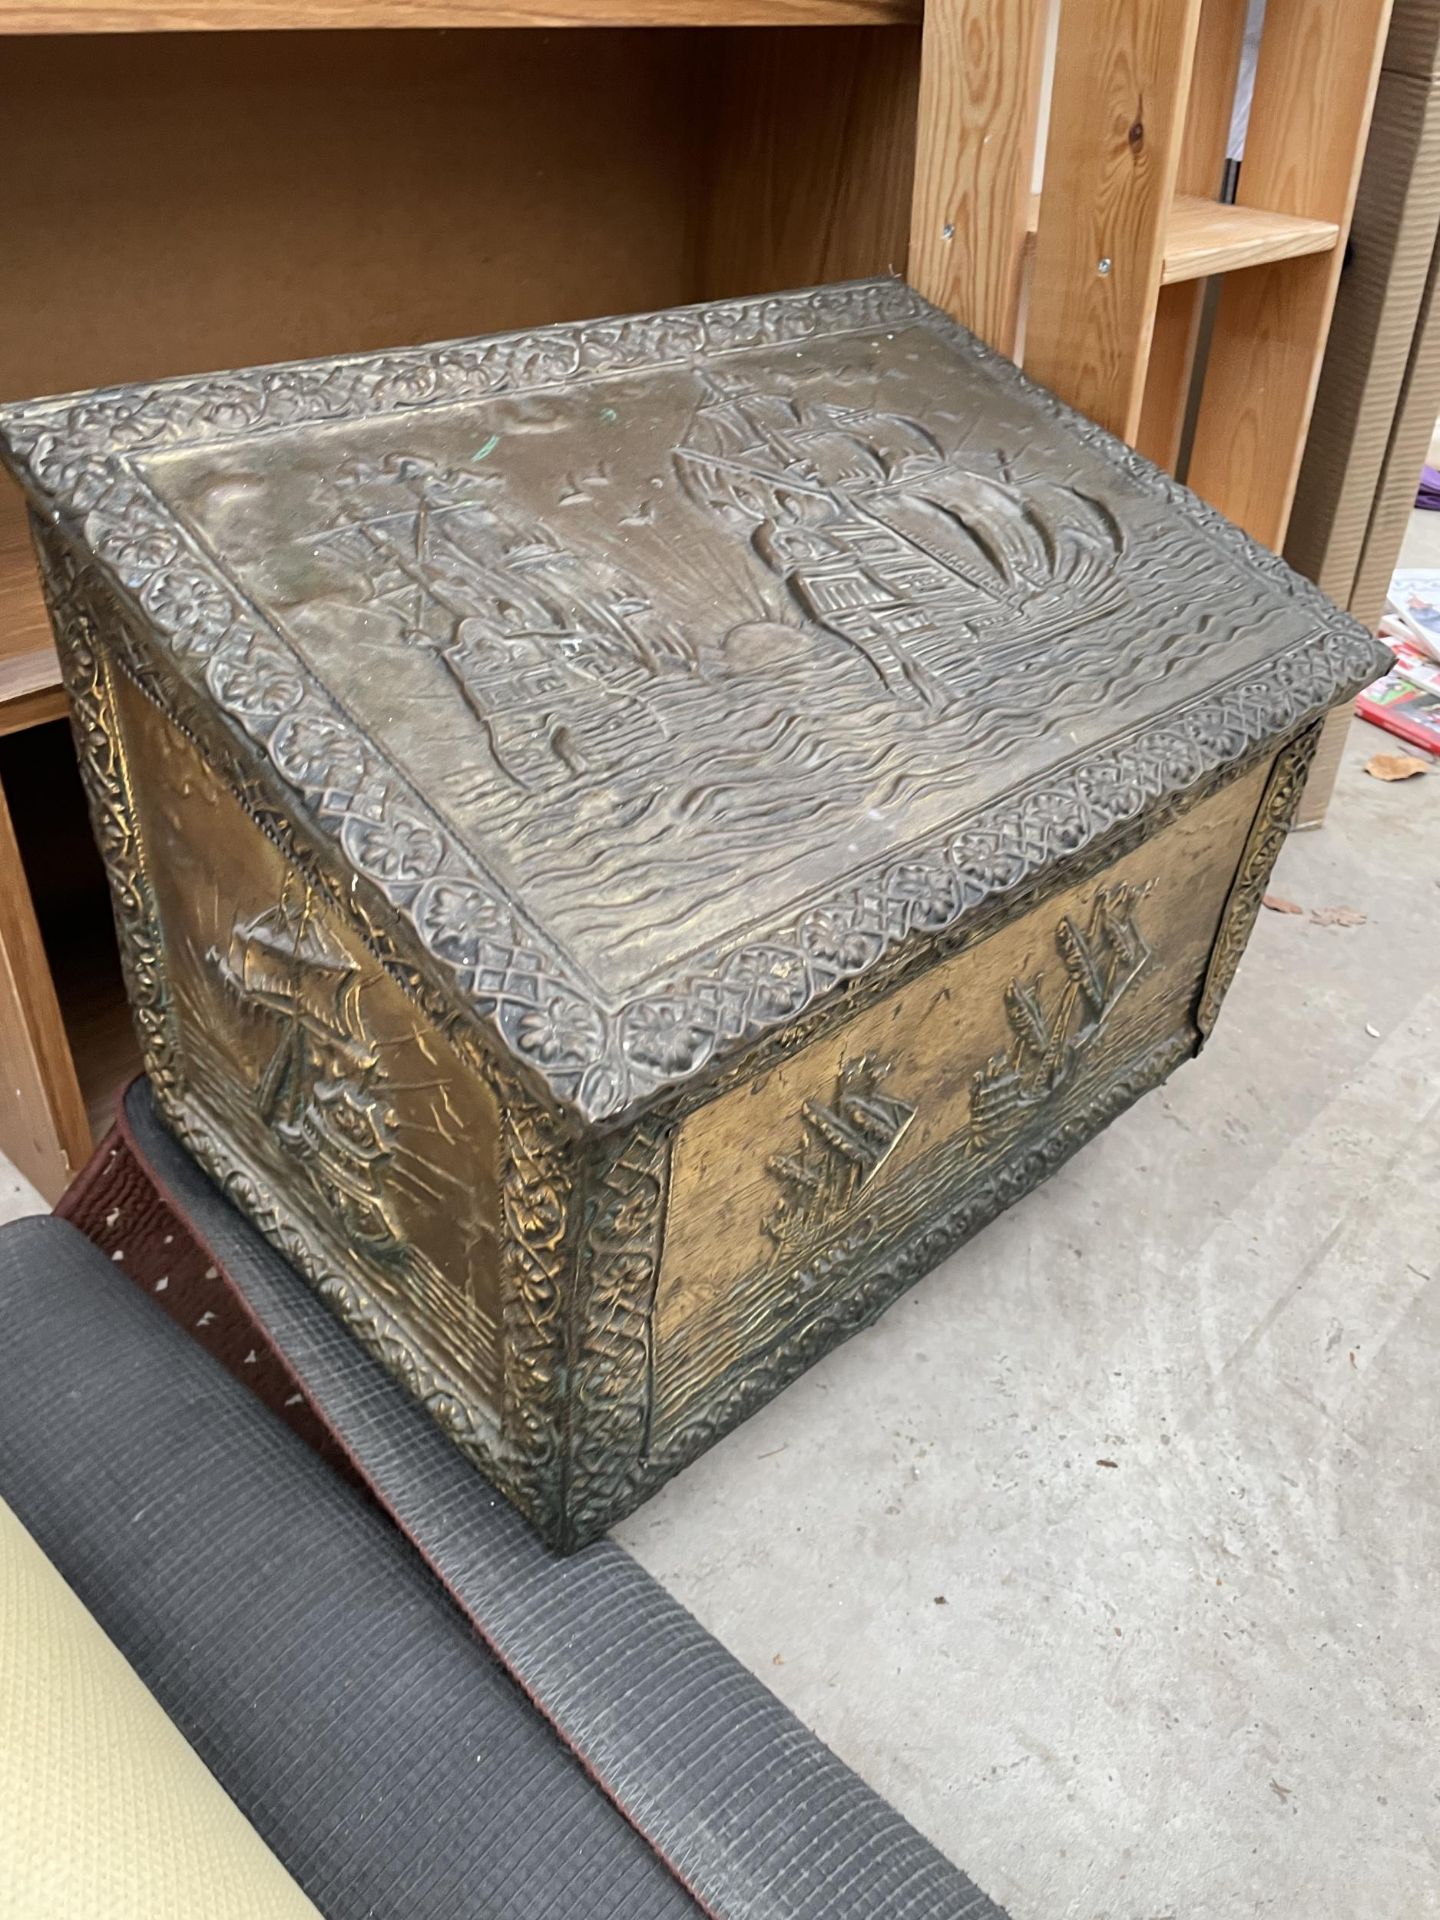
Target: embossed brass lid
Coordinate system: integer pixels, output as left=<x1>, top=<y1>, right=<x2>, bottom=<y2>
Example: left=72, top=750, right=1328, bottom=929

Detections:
left=0, top=279, right=1387, bottom=1124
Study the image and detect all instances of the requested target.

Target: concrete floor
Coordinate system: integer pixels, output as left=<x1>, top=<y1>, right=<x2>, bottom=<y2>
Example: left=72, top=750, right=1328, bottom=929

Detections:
left=617, top=707, right=1440, bottom=1919
left=0, top=1155, right=46, bottom=1225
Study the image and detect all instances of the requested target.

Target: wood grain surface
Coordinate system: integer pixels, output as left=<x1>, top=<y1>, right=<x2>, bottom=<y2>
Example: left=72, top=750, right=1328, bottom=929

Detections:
left=0, top=507, right=60, bottom=735
left=0, top=31, right=703, bottom=405
left=0, top=653, right=65, bottom=737
left=1026, top=0, right=1204, bottom=440
left=1186, top=0, right=1395, bottom=547
left=699, top=26, right=920, bottom=297
left=908, top=0, right=1045, bottom=357
left=0, top=778, right=90, bottom=1202
left=1160, top=198, right=1338, bottom=285
left=1133, top=0, right=1271, bottom=471
left=0, top=0, right=920, bottom=28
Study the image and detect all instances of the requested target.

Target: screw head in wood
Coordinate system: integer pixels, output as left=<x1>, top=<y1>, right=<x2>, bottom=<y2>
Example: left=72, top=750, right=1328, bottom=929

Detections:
left=1097, top=257, right=1112, bottom=276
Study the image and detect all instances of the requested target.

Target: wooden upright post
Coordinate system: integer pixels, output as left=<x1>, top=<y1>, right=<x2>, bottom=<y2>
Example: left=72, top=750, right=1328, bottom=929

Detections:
left=0, top=779, right=90, bottom=1200
left=1023, top=0, right=1204, bottom=441
left=1134, top=0, right=1250, bottom=469
left=908, top=0, right=1045, bottom=358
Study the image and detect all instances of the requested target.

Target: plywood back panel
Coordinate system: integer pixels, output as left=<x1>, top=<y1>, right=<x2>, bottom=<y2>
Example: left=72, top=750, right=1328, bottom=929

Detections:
left=696, top=25, right=920, bottom=298
left=0, top=27, right=712, bottom=666
left=0, top=29, right=703, bottom=407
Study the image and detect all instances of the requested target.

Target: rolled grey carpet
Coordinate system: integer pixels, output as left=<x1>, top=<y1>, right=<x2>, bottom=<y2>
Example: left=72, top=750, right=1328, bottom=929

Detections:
left=0, top=1213, right=700, bottom=1920
left=23, top=1075, right=1012, bottom=1920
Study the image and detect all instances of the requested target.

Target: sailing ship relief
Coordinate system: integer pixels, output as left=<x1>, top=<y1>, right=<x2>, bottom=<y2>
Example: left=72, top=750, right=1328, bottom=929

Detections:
left=759, top=881, right=1153, bottom=1265
left=281, top=368, right=1142, bottom=979
left=310, top=369, right=1128, bottom=799
left=764, top=1055, right=917, bottom=1256
left=217, top=893, right=406, bottom=1258
left=672, top=368, right=1128, bottom=711
left=213, top=879, right=503, bottom=1391
left=315, top=454, right=698, bottom=797
left=962, top=881, right=1156, bottom=1155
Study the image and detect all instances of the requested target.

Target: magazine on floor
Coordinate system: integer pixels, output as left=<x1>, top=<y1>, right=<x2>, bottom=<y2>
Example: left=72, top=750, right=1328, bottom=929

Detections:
left=1357, top=570, right=1440, bottom=755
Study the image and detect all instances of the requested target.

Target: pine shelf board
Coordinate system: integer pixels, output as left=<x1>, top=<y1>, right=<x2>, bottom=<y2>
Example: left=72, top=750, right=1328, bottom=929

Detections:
left=0, top=0, right=920, bottom=28
left=1159, top=195, right=1340, bottom=284
left=1021, top=194, right=1340, bottom=287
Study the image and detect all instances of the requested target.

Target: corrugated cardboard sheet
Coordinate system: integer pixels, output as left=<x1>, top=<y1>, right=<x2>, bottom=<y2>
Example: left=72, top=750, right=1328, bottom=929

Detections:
left=1379, top=0, right=1440, bottom=84
left=1286, top=1, right=1440, bottom=822
left=1284, top=70, right=1440, bottom=605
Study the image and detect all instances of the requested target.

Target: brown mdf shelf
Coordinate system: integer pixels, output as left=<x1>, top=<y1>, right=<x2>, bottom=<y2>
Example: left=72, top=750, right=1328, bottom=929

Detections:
left=0, top=0, right=919, bottom=27
left=0, top=650, right=64, bottom=738
left=1159, top=196, right=1340, bottom=286
left=0, top=528, right=63, bottom=739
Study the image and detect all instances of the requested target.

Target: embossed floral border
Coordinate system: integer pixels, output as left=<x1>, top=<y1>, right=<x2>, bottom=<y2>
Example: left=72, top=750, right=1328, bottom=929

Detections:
left=0, top=278, right=1389, bottom=1126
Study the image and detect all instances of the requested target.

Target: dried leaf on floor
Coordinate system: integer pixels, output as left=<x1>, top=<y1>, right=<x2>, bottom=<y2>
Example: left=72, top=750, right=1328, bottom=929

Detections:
left=1365, top=752, right=1430, bottom=781
left=1310, top=906, right=1366, bottom=927
left=1263, top=893, right=1305, bottom=915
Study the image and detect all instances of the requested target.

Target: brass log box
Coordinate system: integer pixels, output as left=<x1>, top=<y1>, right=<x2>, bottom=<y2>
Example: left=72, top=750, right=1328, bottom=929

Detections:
left=0, top=280, right=1386, bottom=1550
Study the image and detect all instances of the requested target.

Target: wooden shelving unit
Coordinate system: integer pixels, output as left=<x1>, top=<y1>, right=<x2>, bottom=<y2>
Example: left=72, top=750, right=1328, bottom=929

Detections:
left=948, top=0, right=1392, bottom=545
left=1019, top=193, right=1342, bottom=290
left=911, top=0, right=1390, bottom=533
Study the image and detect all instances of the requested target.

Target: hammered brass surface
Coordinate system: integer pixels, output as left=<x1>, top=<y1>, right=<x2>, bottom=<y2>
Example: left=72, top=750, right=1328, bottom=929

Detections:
left=111, top=668, right=506, bottom=1421
left=149, top=320, right=1314, bottom=1007
left=653, top=760, right=1269, bottom=1441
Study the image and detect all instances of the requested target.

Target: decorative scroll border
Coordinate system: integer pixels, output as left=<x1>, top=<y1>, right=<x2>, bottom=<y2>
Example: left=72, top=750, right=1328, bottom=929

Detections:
left=1, top=279, right=1389, bottom=1129
left=1195, top=723, right=1322, bottom=1039
left=497, top=1094, right=578, bottom=1525
left=565, top=1119, right=675, bottom=1549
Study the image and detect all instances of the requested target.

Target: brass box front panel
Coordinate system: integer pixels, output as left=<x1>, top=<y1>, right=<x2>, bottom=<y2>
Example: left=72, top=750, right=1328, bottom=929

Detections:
left=112, top=668, right=505, bottom=1423
left=652, top=761, right=1269, bottom=1443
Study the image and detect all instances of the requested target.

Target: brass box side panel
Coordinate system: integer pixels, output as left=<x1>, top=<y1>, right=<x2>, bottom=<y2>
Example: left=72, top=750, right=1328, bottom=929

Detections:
left=651, top=760, right=1269, bottom=1444
left=110, top=667, right=506, bottom=1423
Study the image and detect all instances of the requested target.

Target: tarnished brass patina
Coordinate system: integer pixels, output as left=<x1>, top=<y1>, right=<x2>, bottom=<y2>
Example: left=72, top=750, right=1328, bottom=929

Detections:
left=0, top=280, right=1386, bottom=1548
